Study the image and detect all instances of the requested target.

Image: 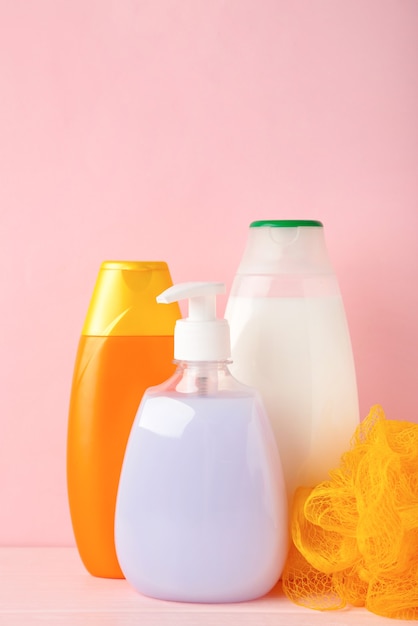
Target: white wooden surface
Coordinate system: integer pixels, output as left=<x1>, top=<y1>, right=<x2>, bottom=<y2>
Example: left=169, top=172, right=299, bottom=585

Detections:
left=0, top=548, right=406, bottom=625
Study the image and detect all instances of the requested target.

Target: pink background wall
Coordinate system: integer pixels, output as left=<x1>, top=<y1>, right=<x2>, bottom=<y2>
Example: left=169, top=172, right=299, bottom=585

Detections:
left=1, top=1, right=417, bottom=545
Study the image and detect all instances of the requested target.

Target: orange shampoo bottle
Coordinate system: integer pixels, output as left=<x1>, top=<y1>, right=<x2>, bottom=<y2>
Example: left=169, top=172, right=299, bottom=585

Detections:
left=67, top=261, right=181, bottom=578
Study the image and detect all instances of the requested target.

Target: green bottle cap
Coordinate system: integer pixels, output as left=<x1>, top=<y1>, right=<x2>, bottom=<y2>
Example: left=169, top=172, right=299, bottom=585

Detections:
left=250, top=220, right=323, bottom=228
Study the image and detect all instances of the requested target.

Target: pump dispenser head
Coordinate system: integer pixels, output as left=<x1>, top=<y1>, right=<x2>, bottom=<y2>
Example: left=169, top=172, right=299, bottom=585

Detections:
left=157, top=282, right=231, bottom=361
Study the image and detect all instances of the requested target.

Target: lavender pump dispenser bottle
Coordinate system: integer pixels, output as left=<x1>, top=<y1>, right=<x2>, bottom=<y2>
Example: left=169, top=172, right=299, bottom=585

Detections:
left=115, top=282, right=288, bottom=603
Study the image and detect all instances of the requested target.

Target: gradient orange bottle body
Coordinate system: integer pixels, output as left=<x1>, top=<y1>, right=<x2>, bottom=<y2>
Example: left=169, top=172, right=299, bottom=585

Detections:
left=67, top=262, right=181, bottom=578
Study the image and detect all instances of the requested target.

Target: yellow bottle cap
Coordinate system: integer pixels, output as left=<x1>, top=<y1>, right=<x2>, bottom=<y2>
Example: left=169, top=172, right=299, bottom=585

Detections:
left=82, top=261, right=181, bottom=336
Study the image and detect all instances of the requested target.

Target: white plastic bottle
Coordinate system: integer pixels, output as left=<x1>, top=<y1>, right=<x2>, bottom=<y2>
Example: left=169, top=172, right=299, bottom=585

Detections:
left=225, top=221, right=359, bottom=500
left=115, top=282, right=288, bottom=603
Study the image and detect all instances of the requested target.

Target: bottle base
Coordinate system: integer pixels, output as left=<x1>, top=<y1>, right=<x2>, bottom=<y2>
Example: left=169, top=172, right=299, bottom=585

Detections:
left=125, top=578, right=279, bottom=604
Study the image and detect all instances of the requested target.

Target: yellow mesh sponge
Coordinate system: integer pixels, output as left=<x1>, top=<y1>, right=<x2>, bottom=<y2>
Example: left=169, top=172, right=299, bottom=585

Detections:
left=282, top=405, right=418, bottom=619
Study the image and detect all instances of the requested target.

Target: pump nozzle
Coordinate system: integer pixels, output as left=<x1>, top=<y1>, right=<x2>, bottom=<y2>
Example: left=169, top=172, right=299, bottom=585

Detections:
left=157, top=282, right=230, bottom=361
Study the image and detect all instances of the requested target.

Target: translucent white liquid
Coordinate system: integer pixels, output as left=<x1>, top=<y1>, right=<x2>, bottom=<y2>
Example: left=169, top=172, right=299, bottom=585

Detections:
left=226, top=296, right=359, bottom=498
left=115, top=391, right=288, bottom=603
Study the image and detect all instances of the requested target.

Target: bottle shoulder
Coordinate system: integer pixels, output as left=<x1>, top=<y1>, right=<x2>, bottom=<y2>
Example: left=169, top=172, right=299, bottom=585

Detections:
left=146, top=361, right=259, bottom=398
left=136, top=388, right=268, bottom=437
left=144, top=387, right=258, bottom=402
